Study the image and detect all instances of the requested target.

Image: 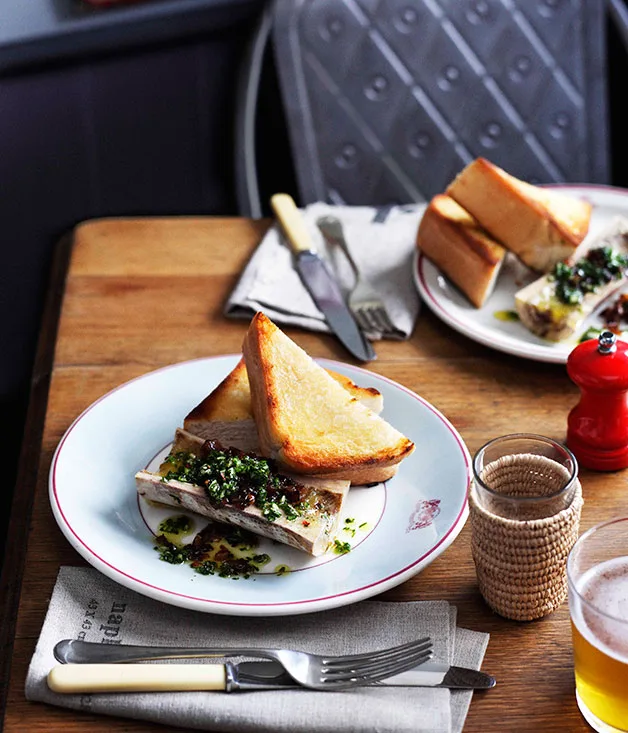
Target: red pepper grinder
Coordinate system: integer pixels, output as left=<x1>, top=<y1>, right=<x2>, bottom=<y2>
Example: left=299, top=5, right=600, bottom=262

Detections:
left=567, top=330, right=628, bottom=471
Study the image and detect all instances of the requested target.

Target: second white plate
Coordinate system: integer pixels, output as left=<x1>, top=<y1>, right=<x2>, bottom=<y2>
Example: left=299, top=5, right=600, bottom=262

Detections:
left=414, top=184, right=628, bottom=363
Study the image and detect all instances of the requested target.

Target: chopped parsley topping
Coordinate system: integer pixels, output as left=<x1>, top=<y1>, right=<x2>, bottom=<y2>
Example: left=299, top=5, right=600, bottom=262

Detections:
left=161, top=441, right=307, bottom=522
left=333, top=539, right=351, bottom=555
left=155, top=540, right=189, bottom=565
left=158, top=515, right=192, bottom=535
left=550, top=247, right=628, bottom=305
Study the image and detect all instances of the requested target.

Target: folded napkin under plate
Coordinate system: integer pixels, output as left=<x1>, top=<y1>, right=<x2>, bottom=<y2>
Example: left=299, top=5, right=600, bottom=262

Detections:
left=26, top=567, right=489, bottom=733
left=225, top=202, right=425, bottom=341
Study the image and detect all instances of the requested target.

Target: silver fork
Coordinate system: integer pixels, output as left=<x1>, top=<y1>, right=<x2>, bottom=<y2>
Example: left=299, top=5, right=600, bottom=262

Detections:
left=317, top=215, right=404, bottom=339
left=54, top=637, right=433, bottom=691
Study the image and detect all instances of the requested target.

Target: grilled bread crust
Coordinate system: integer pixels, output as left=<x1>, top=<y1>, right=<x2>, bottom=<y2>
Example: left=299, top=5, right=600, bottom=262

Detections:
left=183, top=358, right=384, bottom=453
left=242, top=312, right=414, bottom=483
left=184, top=359, right=383, bottom=425
left=447, top=158, right=592, bottom=273
left=186, top=358, right=252, bottom=423
left=416, top=194, right=506, bottom=307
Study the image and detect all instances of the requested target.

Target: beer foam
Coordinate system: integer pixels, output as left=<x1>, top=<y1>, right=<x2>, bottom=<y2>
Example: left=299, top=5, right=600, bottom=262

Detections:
left=573, top=557, right=628, bottom=662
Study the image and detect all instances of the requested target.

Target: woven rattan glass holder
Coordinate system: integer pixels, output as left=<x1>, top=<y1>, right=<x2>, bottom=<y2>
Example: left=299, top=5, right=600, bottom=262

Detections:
left=470, top=434, right=583, bottom=622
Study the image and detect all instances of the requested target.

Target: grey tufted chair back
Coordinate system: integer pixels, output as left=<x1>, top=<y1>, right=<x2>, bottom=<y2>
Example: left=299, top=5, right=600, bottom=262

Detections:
left=236, top=0, right=628, bottom=216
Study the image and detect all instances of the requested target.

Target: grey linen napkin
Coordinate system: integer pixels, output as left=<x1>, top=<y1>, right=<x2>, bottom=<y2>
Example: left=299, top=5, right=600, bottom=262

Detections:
left=225, top=202, right=425, bottom=340
left=26, top=567, right=489, bottom=733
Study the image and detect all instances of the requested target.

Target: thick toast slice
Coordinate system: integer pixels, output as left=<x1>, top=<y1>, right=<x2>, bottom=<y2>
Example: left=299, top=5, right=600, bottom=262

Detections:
left=136, top=429, right=349, bottom=556
left=183, top=359, right=259, bottom=453
left=447, top=158, right=591, bottom=273
left=416, top=194, right=506, bottom=307
left=183, top=358, right=384, bottom=452
left=242, top=313, right=415, bottom=483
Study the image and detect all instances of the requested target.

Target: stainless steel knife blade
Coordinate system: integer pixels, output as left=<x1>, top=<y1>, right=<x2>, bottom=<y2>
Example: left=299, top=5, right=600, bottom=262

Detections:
left=380, top=661, right=496, bottom=689
left=47, top=660, right=496, bottom=694
left=270, top=193, right=376, bottom=362
left=235, top=660, right=495, bottom=691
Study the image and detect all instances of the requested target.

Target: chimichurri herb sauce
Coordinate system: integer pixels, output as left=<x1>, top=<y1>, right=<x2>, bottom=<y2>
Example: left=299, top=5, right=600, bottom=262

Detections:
left=550, top=247, right=628, bottom=306
left=333, top=539, right=351, bottom=555
left=161, top=440, right=307, bottom=522
left=155, top=519, right=271, bottom=579
left=159, top=515, right=192, bottom=535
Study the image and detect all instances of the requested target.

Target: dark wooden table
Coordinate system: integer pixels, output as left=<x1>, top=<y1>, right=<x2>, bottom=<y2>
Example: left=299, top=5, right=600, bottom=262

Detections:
left=2, top=215, right=621, bottom=731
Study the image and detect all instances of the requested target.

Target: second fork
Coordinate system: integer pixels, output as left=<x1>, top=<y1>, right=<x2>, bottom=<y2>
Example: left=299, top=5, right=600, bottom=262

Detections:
left=317, top=215, right=404, bottom=339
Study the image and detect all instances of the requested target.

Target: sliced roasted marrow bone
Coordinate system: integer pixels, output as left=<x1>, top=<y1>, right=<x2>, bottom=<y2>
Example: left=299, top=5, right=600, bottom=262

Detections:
left=515, top=218, right=628, bottom=342
left=136, top=429, right=349, bottom=556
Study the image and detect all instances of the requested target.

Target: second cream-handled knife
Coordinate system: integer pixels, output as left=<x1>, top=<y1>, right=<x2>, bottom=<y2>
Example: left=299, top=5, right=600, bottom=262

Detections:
left=270, top=193, right=376, bottom=362
left=48, top=660, right=496, bottom=693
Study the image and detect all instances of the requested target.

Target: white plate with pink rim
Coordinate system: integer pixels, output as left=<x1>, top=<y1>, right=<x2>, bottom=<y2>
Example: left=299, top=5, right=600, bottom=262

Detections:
left=414, top=185, right=628, bottom=364
left=49, top=355, right=470, bottom=616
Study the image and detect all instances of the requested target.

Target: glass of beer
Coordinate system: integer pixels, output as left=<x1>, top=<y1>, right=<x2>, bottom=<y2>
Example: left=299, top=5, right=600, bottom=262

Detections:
left=568, top=517, right=628, bottom=732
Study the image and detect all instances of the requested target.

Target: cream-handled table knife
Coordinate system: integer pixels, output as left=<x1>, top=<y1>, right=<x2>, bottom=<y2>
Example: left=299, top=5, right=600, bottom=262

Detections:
left=270, top=193, right=376, bottom=362
left=48, top=660, right=495, bottom=693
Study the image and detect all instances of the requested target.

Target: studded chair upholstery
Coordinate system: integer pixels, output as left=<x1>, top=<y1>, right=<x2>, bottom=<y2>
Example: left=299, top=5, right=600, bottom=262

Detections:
left=236, top=0, right=628, bottom=216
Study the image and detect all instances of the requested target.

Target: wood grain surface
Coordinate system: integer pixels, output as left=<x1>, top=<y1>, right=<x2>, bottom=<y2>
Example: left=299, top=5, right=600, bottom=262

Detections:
left=2, top=215, right=623, bottom=732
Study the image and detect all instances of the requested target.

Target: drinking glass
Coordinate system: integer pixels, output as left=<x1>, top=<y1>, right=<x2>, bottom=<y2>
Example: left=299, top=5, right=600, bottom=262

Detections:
left=568, top=517, right=628, bottom=732
left=470, top=433, right=582, bottom=621
left=473, top=433, right=579, bottom=520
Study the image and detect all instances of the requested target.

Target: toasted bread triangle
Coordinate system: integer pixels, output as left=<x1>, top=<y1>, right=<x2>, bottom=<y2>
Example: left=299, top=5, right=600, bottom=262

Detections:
left=188, top=358, right=252, bottom=423
left=416, top=194, right=506, bottom=307
left=446, top=158, right=591, bottom=272
left=184, top=358, right=383, bottom=426
left=183, top=357, right=384, bottom=453
left=242, top=312, right=414, bottom=483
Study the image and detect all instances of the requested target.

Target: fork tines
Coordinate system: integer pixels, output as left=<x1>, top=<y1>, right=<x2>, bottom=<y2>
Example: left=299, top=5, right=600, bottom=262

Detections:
left=319, top=637, right=433, bottom=687
left=354, top=306, right=402, bottom=339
